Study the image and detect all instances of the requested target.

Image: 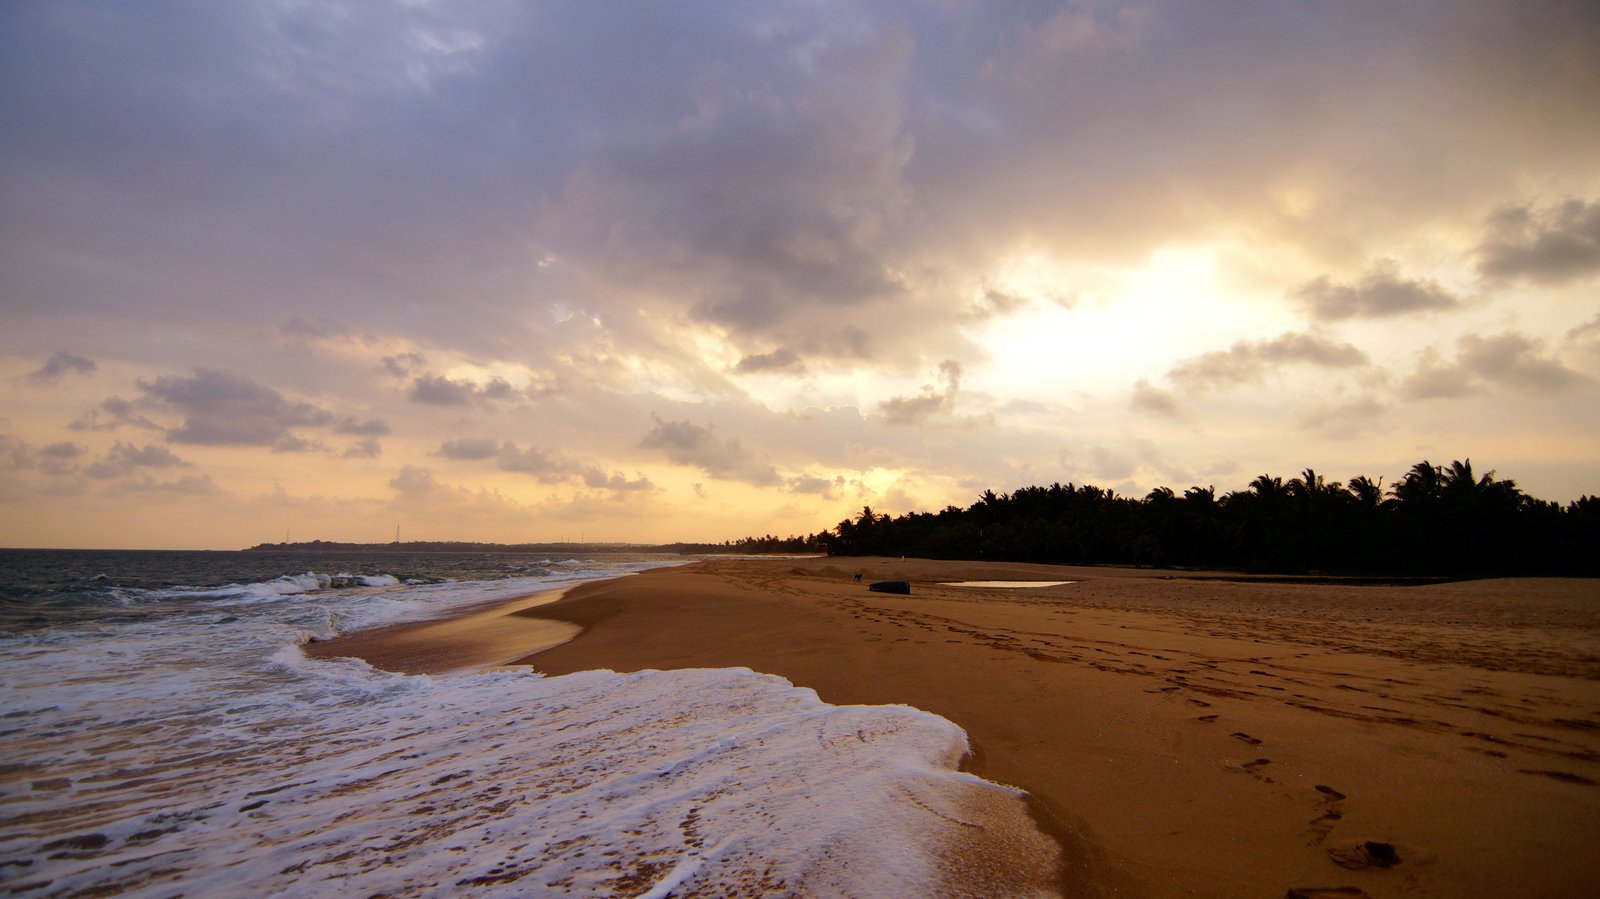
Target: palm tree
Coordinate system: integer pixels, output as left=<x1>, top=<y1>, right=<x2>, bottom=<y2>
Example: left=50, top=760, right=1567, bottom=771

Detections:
left=1347, top=475, right=1384, bottom=510
left=1393, top=461, right=1443, bottom=507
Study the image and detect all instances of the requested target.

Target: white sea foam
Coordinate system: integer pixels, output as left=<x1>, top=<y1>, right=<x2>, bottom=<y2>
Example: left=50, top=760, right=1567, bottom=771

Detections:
left=0, top=565, right=1061, bottom=896
left=941, top=580, right=1076, bottom=588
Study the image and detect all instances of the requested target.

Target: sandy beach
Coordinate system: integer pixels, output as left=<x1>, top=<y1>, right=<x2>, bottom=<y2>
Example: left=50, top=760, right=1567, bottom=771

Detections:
left=312, top=558, right=1600, bottom=898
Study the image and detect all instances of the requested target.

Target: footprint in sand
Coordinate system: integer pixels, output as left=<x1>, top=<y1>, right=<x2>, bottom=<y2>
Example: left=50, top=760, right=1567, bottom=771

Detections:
left=1518, top=769, right=1597, bottom=786
left=1286, top=888, right=1371, bottom=899
left=1196, top=714, right=1219, bottom=723
left=1308, top=785, right=1346, bottom=844
left=1230, top=732, right=1263, bottom=745
left=1327, top=839, right=1401, bottom=870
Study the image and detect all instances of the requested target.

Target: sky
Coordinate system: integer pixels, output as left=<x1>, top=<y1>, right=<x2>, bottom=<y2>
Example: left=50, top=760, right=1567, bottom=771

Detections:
left=3, top=1, right=1599, bottom=550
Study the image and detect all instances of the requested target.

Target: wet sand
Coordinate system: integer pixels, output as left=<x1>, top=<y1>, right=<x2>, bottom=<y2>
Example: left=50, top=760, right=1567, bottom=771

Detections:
left=304, top=587, right=580, bottom=674
left=312, top=557, right=1600, bottom=898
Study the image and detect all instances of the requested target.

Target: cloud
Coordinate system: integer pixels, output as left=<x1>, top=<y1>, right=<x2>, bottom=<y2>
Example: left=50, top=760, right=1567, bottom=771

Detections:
left=540, top=5, right=920, bottom=358
left=334, top=417, right=391, bottom=436
left=435, top=438, right=501, bottom=461
left=787, top=473, right=846, bottom=498
left=1168, top=332, right=1368, bottom=391
left=382, top=353, right=428, bottom=379
left=280, top=317, right=347, bottom=339
left=879, top=361, right=962, bottom=426
left=71, top=396, right=161, bottom=432
left=407, top=373, right=518, bottom=406
left=581, top=468, right=655, bottom=491
left=495, top=443, right=578, bottom=482
left=1296, top=396, right=1388, bottom=439
left=434, top=438, right=585, bottom=483
left=0, top=436, right=85, bottom=476
left=733, top=348, right=806, bottom=375
left=1129, top=378, right=1181, bottom=417
left=1403, top=332, right=1584, bottom=398
left=389, top=465, right=446, bottom=499
left=270, top=434, right=327, bottom=454
left=1292, top=260, right=1460, bottom=320
left=408, top=374, right=478, bottom=406
left=343, top=437, right=382, bottom=459
left=639, top=414, right=780, bottom=485
left=965, top=286, right=1032, bottom=320
left=385, top=466, right=530, bottom=518
left=102, top=474, right=219, bottom=497
left=1477, top=198, right=1600, bottom=284
left=85, top=442, right=191, bottom=479
left=27, top=352, right=97, bottom=385
left=1569, top=312, right=1600, bottom=342
left=137, top=369, right=334, bottom=446
left=72, top=369, right=378, bottom=455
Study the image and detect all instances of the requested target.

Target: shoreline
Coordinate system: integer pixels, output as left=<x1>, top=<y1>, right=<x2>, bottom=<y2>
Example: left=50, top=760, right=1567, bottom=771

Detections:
left=310, top=557, right=1600, bottom=898
left=302, top=585, right=582, bottom=674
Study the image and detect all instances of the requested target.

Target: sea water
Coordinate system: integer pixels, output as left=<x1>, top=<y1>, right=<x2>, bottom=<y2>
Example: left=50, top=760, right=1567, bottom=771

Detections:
left=0, top=550, right=1060, bottom=897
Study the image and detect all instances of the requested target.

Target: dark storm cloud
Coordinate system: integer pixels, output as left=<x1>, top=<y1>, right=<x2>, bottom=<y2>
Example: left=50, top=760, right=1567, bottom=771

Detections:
left=1477, top=199, right=1600, bottom=285
left=1292, top=261, right=1460, bottom=320
left=1403, top=332, right=1584, bottom=399
left=639, top=415, right=780, bottom=485
left=1168, top=333, right=1368, bottom=391
left=138, top=369, right=333, bottom=446
left=26, top=351, right=97, bottom=385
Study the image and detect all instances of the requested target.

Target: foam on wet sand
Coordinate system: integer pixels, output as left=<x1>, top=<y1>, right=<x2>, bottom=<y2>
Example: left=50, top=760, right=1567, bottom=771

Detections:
left=513, top=557, right=1600, bottom=899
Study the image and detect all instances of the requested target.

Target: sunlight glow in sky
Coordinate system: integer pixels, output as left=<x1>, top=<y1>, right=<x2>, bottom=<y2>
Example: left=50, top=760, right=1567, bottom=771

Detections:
left=2, top=1, right=1597, bottom=549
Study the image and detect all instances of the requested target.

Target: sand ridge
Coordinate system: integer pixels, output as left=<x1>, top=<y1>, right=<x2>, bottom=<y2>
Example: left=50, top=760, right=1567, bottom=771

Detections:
left=515, top=557, right=1600, bottom=899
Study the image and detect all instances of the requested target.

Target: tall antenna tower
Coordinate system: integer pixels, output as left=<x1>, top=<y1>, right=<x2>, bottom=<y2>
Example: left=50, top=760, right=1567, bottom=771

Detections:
left=394, top=524, right=400, bottom=544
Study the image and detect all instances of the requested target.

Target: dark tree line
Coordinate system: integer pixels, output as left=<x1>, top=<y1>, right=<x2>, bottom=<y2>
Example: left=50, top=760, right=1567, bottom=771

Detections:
left=811, top=460, right=1598, bottom=577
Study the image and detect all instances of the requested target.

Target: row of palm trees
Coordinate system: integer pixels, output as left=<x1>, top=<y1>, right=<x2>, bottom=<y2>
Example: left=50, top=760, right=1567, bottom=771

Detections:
left=811, top=460, right=1596, bottom=576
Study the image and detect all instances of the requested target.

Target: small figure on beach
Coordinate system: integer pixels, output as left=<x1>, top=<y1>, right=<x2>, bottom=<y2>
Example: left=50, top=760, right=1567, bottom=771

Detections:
left=854, top=572, right=862, bottom=582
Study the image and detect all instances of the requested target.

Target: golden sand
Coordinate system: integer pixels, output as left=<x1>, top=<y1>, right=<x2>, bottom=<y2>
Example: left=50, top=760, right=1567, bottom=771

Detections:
left=312, top=557, right=1600, bottom=898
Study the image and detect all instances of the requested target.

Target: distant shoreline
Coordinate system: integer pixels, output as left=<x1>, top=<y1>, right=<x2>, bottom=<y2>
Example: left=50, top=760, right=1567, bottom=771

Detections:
left=241, top=540, right=764, bottom=555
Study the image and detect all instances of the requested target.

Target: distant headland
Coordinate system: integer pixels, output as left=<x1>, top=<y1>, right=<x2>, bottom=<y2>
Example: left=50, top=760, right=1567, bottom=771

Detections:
left=242, top=538, right=803, bottom=556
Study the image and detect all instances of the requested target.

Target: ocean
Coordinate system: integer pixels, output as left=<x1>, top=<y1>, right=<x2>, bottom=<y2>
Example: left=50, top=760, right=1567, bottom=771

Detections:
left=0, top=549, right=1054, bottom=897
